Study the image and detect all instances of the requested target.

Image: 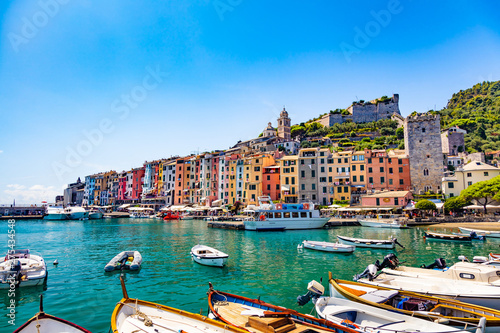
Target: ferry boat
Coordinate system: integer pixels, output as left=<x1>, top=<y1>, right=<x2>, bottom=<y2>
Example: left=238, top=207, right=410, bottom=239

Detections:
left=243, top=196, right=329, bottom=231
left=357, top=214, right=408, bottom=229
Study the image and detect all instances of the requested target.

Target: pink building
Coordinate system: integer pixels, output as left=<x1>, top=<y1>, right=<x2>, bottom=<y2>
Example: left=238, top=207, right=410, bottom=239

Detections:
left=117, top=172, right=127, bottom=202
left=361, top=190, right=413, bottom=209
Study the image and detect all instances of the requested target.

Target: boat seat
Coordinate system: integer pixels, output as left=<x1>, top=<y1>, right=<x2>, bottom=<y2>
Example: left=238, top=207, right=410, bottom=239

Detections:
left=359, top=289, right=398, bottom=303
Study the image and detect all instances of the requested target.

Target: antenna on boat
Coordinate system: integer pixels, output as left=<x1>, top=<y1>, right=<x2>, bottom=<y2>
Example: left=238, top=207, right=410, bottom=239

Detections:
left=120, top=275, right=129, bottom=299
left=39, top=294, right=44, bottom=313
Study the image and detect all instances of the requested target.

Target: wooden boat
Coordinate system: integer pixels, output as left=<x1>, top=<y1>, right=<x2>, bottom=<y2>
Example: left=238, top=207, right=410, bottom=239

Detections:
left=104, top=251, right=142, bottom=272
left=329, top=273, right=500, bottom=330
left=111, top=277, right=248, bottom=333
left=357, top=214, right=408, bottom=229
left=460, top=227, right=500, bottom=238
left=424, top=231, right=472, bottom=241
left=453, top=232, right=486, bottom=241
left=191, top=245, right=228, bottom=267
left=207, top=283, right=359, bottom=333
left=299, top=240, right=355, bottom=253
left=14, top=295, right=92, bottom=332
left=0, top=249, right=47, bottom=289
left=315, top=295, right=477, bottom=333
left=336, top=235, right=403, bottom=249
left=489, top=253, right=500, bottom=261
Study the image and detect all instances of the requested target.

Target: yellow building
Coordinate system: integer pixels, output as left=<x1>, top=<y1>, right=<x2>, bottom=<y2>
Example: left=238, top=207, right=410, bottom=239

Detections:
left=226, top=157, right=240, bottom=205
left=243, top=153, right=275, bottom=204
left=442, top=161, right=500, bottom=198
left=328, top=151, right=351, bottom=202
left=280, top=155, right=298, bottom=203
left=349, top=150, right=366, bottom=204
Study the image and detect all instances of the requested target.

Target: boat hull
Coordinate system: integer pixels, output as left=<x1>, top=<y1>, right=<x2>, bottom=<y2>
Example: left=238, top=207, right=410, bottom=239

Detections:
left=302, top=241, right=355, bottom=253
left=88, top=212, right=103, bottom=219
left=104, top=251, right=142, bottom=272
left=337, top=235, right=395, bottom=249
left=460, top=227, right=500, bottom=238
left=43, top=214, right=67, bottom=220
left=424, top=231, right=471, bottom=241
left=192, top=255, right=228, bottom=267
left=14, top=313, right=91, bottom=333
left=244, top=217, right=328, bottom=230
left=358, top=220, right=407, bottom=229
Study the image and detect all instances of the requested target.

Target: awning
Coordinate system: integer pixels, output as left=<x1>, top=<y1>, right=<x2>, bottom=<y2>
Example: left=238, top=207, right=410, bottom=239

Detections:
left=118, top=204, right=130, bottom=209
left=464, top=205, right=500, bottom=210
left=211, top=199, right=223, bottom=207
left=281, top=185, right=290, bottom=191
left=170, top=205, right=186, bottom=211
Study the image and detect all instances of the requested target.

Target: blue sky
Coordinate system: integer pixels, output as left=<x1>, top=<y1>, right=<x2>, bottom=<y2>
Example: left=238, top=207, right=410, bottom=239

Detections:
left=1, top=0, right=500, bottom=204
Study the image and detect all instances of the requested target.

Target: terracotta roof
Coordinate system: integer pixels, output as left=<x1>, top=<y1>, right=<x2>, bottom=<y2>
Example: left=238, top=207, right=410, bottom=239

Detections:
left=461, top=161, right=500, bottom=171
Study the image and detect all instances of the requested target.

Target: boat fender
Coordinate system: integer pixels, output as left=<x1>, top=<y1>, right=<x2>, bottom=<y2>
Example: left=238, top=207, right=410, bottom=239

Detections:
left=340, top=320, right=359, bottom=329
left=259, top=214, right=266, bottom=221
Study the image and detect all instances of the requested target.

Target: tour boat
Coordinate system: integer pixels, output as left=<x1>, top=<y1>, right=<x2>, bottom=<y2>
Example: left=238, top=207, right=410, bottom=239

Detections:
left=299, top=240, right=355, bottom=253
left=14, top=295, right=92, bottom=333
left=64, top=206, right=89, bottom=220
left=357, top=214, right=408, bottom=229
left=329, top=274, right=500, bottom=330
left=243, top=196, right=329, bottom=231
left=112, top=277, right=248, bottom=333
left=424, top=231, right=472, bottom=241
left=207, top=283, right=359, bottom=333
left=459, top=227, right=500, bottom=238
left=336, top=235, right=404, bottom=249
left=0, top=249, right=47, bottom=289
left=314, top=294, right=478, bottom=333
left=43, top=207, right=67, bottom=220
left=104, top=251, right=142, bottom=272
left=190, top=245, right=228, bottom=267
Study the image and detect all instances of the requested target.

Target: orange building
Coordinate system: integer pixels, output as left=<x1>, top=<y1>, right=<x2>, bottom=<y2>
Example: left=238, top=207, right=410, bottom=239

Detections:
left=364, top=149, right=411, bottom=192
left=262, top=166, right=280, bottom=201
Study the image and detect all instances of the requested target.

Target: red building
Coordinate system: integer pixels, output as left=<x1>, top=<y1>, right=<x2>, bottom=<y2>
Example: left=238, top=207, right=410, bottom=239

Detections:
left=364, top=149, right=411, bottom=192
left=131, top=167, right=145, bottom=201
left=117, top=172, right=127, bottom=202
left=174, top=158, right=190, bottom=205
left=263, top=165, right=281, bottom=201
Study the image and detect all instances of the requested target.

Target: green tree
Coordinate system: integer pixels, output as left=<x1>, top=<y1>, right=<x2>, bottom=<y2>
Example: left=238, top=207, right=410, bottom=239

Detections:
left=460, top=175, right=500, bottom=214
left=291, top=125, right=306, bottom=138
left=443, top=196, right=468, bottom=214
left=379, top=127, right=395, bottom=136
left=396, top=127, right=404, bottom=139
left=415, top=199, right=437, bottom=215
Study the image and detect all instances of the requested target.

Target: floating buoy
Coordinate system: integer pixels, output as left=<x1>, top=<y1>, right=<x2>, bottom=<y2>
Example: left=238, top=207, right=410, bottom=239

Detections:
left=53, top=259, right=58, bottom=265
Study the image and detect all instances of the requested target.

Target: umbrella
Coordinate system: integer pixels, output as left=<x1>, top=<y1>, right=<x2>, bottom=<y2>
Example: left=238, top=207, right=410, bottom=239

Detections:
left=328, top=204, right=342, bottom=208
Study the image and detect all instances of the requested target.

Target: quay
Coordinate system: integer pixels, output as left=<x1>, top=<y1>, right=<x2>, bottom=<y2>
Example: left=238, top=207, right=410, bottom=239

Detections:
left=103, top=212, right=130, bottom=218
left=0, top=215, right=44, bottom=220
left=207, top=220, right=244, bottom=230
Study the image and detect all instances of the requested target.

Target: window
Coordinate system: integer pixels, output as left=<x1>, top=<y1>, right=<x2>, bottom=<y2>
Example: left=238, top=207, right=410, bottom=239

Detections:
left=328, top=176, right=332, bottom=182
left=321, top=167, right=325, bottom=173
left=291, top=178, right=295, bottom=184
left=360, top=175, right=364, bottom=182
left=388, top=158, right=392, bottom=164
left=359, top=155, right=365, bottom=161
left=379, top=158, right=383, bottom=163
left=467, top=181, right=472, bottom=186
left=399, top=179, right=404, bottom=185
left=368, top=167, right=372, bottom=173
left=337, top=186, right=342, bottom=193
left=320, top=177, right=327, bottom=182
left=352, top=165, right=356, bottom=171
left=360, top=165, right=365, bottom=171
left=380, top=177, right=385, bottom=184
left=301, top=160, right=304, bottom=165
left=320, top=158, right=325, bottom=164
left=312, top=184, right=316, bottom=190
left=459, top=273, right=475, bottom=280
left=301, top=184, right=305, bottom=190
left=367, top=158, right=372, bottom=164
left=389, top=168, right=393, bottom=174
left=484, top=172, right=489, bottom=177
left=447, top=182, right=455, bottom=189
left=380, top=167, right=384, bottom=173
left=301, top=170, right=305, bottom=178
left=255, top=176, right=259, bottom=181
left=423, top=168, right=429, bottom=176
left=422, top=128, right=426, bottom=133
left=311, top=160, right=315, bottom=164
left=389, top=179, right=393, bottom=185
left=338, top=158, right=341, bottom=163
left=267, top=175, right=270, bottom=181
left=368, top=177, right=373, bottom=184
left=399, top=167, right=403, bottom=173
left=344, top=186, right=349, bottom=193
left=312, top=194, right=316, bottom=200
left=300, top=212, right=307, bottom=218
left=320, top=151, right=325, bottom=156
left=311, top=170, right=316, bottom=177
left=267, top=185, right=271, bottom=190
left=353, top=175, right=357, bottom=182
left=395, top=198, right=399, bottom=205
left=344, top=158, right=348, bottom=163
left=376, top=198, right=380, bottom=206
left=322, top=187, right=327, bottom=194
left=291, top=167, right=295, bottom=172
left=285, top=177, right=289, bottom=185
left=467, top=173, right=472, bottom=177
left=398, top=159, right=402, bottom=165
left=329, top=167, right=332, bottom=172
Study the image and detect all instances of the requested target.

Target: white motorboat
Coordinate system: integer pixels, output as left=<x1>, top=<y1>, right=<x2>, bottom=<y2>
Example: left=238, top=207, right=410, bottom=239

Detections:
left=13, top=295, right=92, bottom=333
left=357, top=214, right=408, bottom=229
left=315, top=295, right=478, bottom=333
left=243, top=196, right=329, bottom=231
left=44, top=206, right=67, bottom=220
left=64, top=206, right=88, bottom=220
left=104, top=251, right=142, bottom=272
left=336, top=235, right=404, bottom=249
left=299, top=240, right=355, bottom=253
left=0, top=249, right=47, bottom=289
left=87, top=207, right=103, bottom=219
left=111, top=277, right=247, bottom=333
left=459, top=227, right=500, bottom=238
left=191, top=245, right=228, bottom=267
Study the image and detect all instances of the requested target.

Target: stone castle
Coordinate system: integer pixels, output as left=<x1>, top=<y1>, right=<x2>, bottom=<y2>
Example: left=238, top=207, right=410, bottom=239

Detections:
left=404, top=113, right=444, bottom=194
left=317, top=94, right=401, bottom=126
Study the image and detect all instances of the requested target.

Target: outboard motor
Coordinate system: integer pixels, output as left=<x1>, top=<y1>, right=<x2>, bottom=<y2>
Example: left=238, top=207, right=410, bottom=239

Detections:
left=297, top=280, right=324, bottom=306
left=353, top=263, right=379, bottom=281
left=421, top=258, right=446, bottom=270
left=354, top=254, right=399, bottom=281
left=9, top=260, right=22, bottom=285
left=379, top=253, right=399, bottom=270
left=392, top=238, right=405, bottom=249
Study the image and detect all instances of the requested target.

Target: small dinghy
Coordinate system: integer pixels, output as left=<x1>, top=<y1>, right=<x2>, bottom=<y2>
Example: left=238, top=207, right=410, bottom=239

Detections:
left=191, top=245, right=228, bottom=267
left=299, top=240, right=355, bottom=253
left=104, top=251, right=142, bottom=272
left=112, top=277, right=247, bottom=333
left=337, top=235, right=404, bottom=249
left=460, top=227, right=500, bottom=238
left=0, top=249, right=47, bottom=289
left=424, top=231, right=472, bottom=241
left=14, top=295, right=92, bottom=333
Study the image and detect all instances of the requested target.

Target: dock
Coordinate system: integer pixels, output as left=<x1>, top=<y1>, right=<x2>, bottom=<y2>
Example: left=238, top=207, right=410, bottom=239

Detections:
left=0, top=215, right=44, bottom=220
left=325, top=218, right=360, bottom=227
left=103, top=212, right=130, bottom=218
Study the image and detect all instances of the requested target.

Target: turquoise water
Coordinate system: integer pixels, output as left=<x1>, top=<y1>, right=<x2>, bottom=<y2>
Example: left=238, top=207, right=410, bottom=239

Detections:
left=1, top=218, right=499, bottom=332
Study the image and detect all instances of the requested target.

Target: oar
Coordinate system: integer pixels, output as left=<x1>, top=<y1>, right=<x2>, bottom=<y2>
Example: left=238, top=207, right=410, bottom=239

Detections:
left=393, top=238, right=405, bottom=248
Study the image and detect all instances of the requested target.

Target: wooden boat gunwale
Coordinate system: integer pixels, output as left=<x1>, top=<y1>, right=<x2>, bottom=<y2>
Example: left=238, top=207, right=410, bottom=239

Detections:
left=424, top=231, right=472, bottom=241
left=329, top=272, right=500, bottom=327
left=14, top=312, right=92, bottom=333
left=208, top=286, right=358, bottom=333
left=336, top=235, right=396, bottom=249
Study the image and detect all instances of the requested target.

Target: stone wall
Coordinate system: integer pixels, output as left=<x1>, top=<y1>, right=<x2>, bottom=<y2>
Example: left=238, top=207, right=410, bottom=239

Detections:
left=441, top=131, right=465, bottom=155
left=404, top=113, right=444, bottom=194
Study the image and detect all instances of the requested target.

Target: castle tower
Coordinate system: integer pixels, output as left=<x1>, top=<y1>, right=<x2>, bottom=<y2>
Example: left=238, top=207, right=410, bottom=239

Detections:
left=278, top=107, right=291, bottom=141
left=404, top=113, right=444, bottom=194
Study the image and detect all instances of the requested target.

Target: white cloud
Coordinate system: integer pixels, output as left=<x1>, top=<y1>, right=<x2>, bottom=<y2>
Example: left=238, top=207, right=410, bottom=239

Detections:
left=0, top=150, right=3, bottom=153
left=3, top=184, right=61, bottom=204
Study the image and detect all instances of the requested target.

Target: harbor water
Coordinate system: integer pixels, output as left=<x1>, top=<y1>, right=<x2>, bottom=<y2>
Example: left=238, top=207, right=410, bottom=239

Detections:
left=1, top=218, right=500, bottom=332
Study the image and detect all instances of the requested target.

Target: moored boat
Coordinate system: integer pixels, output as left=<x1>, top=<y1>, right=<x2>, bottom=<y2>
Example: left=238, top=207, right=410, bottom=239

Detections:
left=243, top=196, right=329, bottom=231
left=424, top=231, right=472, bottom=241
left=112, top=277, right=248, bottom=333
left=336, top=235, right=404, bottom=249
left=299, top=240, right=355, bottom=253
left=453, top=232, right=486, bottom=241
left=459, top=227, right=500, bottom=238
left=208, top=283, right=360, bottom=333
left=104, top=251, right=142, bottom=272
left=0, top=249, right=47, bottom=289
left=44, top=207, right=67, bottom=220
left=64, top=206, right=89, bottom=220
left=357, top=214, right=408, bottom=229
left=163, top=210, right=180, bottom=220
left=191, top=245, right=228, bottom=267
left=329, top=273, right=500, bottom=330
left=14, top=295, right=92, bottom=333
